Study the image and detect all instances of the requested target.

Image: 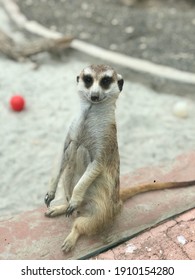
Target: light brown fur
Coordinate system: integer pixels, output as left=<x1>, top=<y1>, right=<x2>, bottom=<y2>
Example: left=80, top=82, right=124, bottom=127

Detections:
left=44, top=64, right=195, bottom=252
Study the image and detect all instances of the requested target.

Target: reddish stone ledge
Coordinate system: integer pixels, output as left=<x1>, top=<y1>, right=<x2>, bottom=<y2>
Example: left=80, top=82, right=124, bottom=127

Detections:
left=0, top=151, right=195, bottom=260
left=95, top=208, right=195, bottom=260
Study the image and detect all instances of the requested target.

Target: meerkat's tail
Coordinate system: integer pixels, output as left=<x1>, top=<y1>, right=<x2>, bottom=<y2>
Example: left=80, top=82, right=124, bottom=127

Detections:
left=120, top=180, right=195, bottom=202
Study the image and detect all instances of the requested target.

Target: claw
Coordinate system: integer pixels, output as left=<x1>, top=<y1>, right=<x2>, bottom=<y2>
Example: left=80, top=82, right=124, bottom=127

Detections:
left=61, top=241, right=73, bottom=252
left=44, top=192, right=55, bottom=207
left=44, top=193, right=49, bottom=206
left=65, top=205, right=76, bottom=217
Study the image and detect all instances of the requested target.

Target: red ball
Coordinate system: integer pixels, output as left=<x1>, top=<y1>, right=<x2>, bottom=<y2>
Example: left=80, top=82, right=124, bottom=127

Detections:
left=10, top=95, right=25, bottom=112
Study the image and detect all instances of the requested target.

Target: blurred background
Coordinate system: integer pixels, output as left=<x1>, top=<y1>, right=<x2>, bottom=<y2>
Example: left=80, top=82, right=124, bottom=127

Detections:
left=18, top=0, right=195, bottom=95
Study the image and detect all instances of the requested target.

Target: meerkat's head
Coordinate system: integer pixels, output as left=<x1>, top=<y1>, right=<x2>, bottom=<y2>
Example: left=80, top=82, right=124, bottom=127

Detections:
left=76, top=64, right=124, bottom=104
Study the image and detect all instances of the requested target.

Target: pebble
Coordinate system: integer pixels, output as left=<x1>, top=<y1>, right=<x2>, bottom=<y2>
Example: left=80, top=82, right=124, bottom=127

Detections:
left=111, top=19, right=119, bottom=26
left=79, top=32, right=91, bottom=39
left=25, top=0, right=33, bottom=6
left=109, top=44, right=118, bottom=50
left=126, top=243, right=137, bottom=253
left=139, top=43, right=147, bottom=50
left=177, top=235, right=187, bottom=245
left=81, top=3, right=88, bottom=10
left=173, top=101, right=190, bottom=118
left=125, top=26, right=135, bottom=34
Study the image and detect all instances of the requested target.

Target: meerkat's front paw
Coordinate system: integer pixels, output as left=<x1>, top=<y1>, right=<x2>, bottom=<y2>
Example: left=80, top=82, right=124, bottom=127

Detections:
left=65, top=203, right=77, bottom=217
left=44, top=191, right=55, bottom=207
left=65, top=199, right=81, bottom=217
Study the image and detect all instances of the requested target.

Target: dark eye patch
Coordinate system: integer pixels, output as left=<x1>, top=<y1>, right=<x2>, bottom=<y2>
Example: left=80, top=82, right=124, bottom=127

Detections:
left=100, top=76, right=113, bottom=89
left=83, top=75, right=93, bottom=88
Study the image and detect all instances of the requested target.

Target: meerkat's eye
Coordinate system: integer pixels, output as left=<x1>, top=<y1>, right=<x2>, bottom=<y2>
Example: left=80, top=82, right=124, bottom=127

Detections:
left=83, top=75, right=93, bottom=88
left=100, top=76, right=113, bottom=89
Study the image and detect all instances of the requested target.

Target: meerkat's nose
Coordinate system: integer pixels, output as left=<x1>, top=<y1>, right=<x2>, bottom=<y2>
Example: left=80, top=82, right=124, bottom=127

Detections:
left=91, top=92, right=100, bottom=102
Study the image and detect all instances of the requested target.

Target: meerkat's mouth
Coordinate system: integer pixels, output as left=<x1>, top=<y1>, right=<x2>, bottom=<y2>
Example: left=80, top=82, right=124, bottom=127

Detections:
left=90, top=97, right=107, bottom=104
left=88, top=95, right=107, bottom=104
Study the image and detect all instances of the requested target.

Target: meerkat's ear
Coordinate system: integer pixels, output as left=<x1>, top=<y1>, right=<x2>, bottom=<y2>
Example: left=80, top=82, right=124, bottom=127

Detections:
left=76, top=76, right=79, bottom=83
left=117, top=74, right=124, bottom=92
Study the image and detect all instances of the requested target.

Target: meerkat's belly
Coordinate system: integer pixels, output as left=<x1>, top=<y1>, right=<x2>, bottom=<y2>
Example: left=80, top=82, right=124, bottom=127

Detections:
left=63, top=142, right=92, bottom=200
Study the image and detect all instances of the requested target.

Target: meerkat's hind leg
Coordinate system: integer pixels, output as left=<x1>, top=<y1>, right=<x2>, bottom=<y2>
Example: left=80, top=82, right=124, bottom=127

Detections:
left=61, top=225, right=80, bottom=253
left=61, top=216, right=89, bottom=253
left=45, top=204, right=68, bottom=217
left=61, top=213, right=103, bottom=252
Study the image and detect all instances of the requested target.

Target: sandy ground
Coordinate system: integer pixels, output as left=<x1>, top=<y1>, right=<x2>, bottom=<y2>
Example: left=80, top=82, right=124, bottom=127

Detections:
left=0, top=3, right=195, bottom=218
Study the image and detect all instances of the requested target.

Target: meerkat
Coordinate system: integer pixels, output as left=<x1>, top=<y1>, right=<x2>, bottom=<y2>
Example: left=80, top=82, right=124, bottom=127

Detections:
left=45, top=64, right=195, bottom=253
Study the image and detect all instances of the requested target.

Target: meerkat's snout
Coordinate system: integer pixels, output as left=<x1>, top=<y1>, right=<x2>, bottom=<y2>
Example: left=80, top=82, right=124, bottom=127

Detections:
left=91, top=92, right=100, bottom=102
